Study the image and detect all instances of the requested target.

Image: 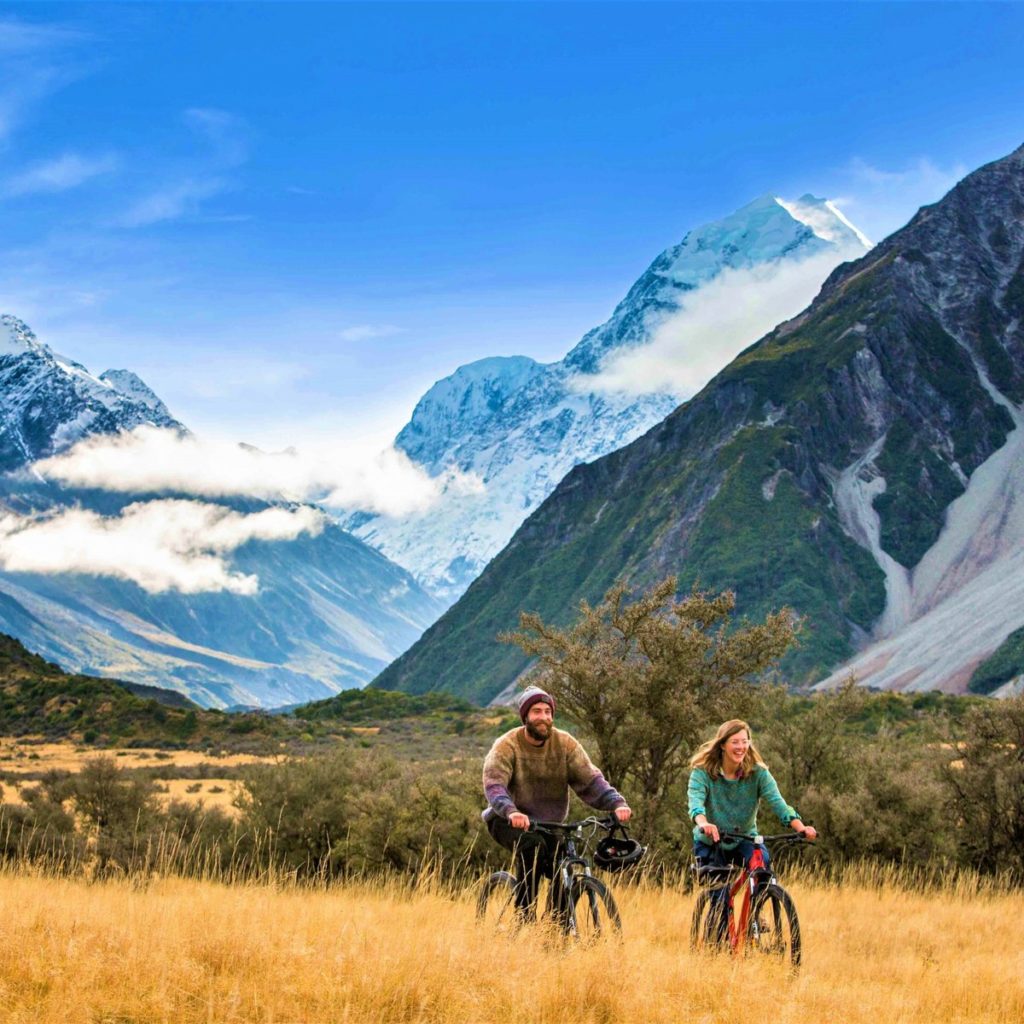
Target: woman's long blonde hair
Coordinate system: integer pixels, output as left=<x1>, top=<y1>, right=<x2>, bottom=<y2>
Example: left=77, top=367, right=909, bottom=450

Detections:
left=689, top=719, right=767, bottom=780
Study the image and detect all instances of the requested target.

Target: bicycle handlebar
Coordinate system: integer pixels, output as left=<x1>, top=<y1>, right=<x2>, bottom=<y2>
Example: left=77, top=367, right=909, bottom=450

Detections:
left=529, top=815, right=619, bottom=834
left=712, top=828, right=814, bottom=845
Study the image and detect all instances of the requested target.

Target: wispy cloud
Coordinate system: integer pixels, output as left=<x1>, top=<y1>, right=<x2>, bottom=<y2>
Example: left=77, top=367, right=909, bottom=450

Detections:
left=0, top=17, right=89, bottom=143
left=834, top=155, right=969, bottom=242
left=117, top=177, right=228, bottom=228
left=0, top=499, right=324, bottom=595
left=339, top=324, right=405, bottom=343
left=579, top=249, right=851, bottom=400
left=31, top=425, right=482, bottom=516
left=2, top=151, right=118, bottom=197
left=0, top=18, right=85, bottom=55
left=183, top=107, right=250, bottom=166
left=115, top=107, right=251, bottom=229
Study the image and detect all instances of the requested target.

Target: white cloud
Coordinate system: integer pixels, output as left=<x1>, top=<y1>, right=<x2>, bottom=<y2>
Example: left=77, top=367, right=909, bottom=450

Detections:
left=31, top=425, right=481, bottom=517
left=183, top=107, right=250, bottom=166
left=114, top=107, right=250, bottom=228
left=0, top=18, right=87, bottom=142
left=836, top=156, right=969, bottom=242
left=339, top=324, right=405, bottom=343
left=0, top=500, right=324, bottom=595
left=117, top=177, right=227, bottom=228
left=579, top=249, right=851, bottom=400
left=0, top=19, right=84, bottom=55
left=2, top=152, right=118, bottom=197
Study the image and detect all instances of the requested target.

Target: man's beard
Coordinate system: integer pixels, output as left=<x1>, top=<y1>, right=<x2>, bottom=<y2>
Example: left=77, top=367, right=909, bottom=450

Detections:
left=525, top=721, right=551, bottom=743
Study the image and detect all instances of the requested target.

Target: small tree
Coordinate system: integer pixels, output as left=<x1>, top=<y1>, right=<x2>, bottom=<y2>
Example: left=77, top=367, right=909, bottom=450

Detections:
left=501, top=576, right=797, bottom=835
left=940, top=695, right=1024, bottom=879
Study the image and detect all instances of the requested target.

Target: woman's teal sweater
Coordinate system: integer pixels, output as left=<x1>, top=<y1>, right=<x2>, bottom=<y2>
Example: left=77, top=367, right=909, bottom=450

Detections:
left=687, top=765, right=798, bottom=849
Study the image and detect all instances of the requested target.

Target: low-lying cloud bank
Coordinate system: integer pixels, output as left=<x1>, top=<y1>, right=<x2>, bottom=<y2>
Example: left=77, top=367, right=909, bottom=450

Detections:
left=32, top=426, right=481, bottom=516
left=579, top=249, right=857, bottom=399
left=0, top=499, right=324, bottom=594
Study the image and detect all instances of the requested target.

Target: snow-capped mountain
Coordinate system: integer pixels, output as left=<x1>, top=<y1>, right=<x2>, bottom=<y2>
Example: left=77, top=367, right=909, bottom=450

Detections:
left=347, top=195, right=870, bottom=601
left=0, top=316, right=444, bottom=706
left=0, top=315, right=183, bottom=471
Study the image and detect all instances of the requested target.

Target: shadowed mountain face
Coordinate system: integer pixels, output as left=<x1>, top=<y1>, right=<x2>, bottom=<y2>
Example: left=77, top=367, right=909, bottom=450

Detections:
left=374, top=143, right=1024, bottom=703
left=0, top=317, right=444, bottom=708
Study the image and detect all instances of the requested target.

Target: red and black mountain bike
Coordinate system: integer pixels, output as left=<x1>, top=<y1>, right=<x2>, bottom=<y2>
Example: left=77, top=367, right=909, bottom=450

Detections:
left=689, top=829, right=811, bottom=968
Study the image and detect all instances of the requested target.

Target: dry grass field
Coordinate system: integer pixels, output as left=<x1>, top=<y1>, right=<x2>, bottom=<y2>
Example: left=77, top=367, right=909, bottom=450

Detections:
left=0, top=867, right=1020, bottom=1024
left=0, top=738, right=278, bottom=816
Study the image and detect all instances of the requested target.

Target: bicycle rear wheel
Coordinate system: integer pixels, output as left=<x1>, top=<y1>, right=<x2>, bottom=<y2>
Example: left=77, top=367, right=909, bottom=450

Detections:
left=689, top=889, right=731, bottom=953
left=476, top=871, right=521, bottom=933
left=747, top=883, right=801, bottom=968
left=568, top=875, right=621, bottom=942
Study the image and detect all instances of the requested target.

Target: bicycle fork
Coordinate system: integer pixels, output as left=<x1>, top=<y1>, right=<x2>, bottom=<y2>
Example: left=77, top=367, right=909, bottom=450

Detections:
left=555, top=854, right=591, bottom=938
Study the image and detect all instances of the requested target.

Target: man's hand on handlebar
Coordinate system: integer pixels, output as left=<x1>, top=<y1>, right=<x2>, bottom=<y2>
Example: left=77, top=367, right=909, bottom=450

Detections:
left=614, top=805, right=632, bottom=824
left=508, top=812, right=530, bottom=830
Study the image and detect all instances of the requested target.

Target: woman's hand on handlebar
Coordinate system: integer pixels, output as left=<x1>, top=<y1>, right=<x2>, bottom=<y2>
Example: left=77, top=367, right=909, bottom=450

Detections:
left=694, top=816, right=720, bottom=843
left=508, top=812, right=530, bottom=830
left=614, top=805, right=632, bottom=824
left=791, top=819, right=817, bottom=841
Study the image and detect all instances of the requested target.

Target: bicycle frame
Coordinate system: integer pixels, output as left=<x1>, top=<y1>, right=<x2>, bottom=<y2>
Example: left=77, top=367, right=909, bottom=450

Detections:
left=718, top=850, right=772, bottom=953
left=698, top=831, right=803, bottom=956
left=532, top=818, right=608, bottom=937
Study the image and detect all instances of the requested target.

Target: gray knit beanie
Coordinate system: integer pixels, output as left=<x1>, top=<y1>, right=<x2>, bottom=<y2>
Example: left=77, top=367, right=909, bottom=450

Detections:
left=517, top=685, right=555, bottom=723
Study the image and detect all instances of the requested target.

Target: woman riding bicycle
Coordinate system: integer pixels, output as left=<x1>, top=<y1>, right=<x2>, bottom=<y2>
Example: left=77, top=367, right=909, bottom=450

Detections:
left=687, top=719, right=816, bottom=882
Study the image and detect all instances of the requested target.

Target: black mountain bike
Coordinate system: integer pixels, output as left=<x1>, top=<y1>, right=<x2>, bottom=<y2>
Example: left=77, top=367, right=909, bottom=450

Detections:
left=689, top=830, right=810, bottom=968
left=476, top=816, right=625, bottom=941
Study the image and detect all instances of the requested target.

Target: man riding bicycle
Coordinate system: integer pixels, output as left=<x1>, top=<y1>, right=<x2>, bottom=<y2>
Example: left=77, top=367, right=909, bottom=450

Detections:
left=482, top=685, right=633, bottom=917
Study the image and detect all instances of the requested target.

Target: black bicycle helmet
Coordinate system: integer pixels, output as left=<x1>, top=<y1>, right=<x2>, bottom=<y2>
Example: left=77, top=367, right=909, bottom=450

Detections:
left=594, top=829, right=645, bottom=872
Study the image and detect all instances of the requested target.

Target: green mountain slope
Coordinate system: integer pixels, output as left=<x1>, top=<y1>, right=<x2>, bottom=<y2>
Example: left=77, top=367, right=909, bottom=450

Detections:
left=374, top=143, right=1024, bottom=703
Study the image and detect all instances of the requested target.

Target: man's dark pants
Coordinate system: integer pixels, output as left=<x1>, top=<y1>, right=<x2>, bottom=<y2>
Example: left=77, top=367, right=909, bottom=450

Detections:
left=487, top=816, right=565, bottom=917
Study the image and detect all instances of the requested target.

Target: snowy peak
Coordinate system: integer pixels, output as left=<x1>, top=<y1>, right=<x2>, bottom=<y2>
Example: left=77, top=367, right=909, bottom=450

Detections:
left=563, top=193, right=870, bottom=374
left=0, top=314, right=44, bottom=357
left=396, top=355, right=544, bottom=471
left=349, top=192, right=871, bottom=600
left=0, top=313, right=184, bottom=471
left=653, top=193, right=863, bottom=289
left=99, top=369, right=176, bottom=420
left=776, top=194, right=873, bottom=249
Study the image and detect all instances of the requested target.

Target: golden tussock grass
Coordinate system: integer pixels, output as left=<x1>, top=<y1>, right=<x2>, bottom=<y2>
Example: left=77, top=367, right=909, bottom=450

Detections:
left=0, top=866, right=1021, bottom=1024
left=0, top=739, right=277, bottom=775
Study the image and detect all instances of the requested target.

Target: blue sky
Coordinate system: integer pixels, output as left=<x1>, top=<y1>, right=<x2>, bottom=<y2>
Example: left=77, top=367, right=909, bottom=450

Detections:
left=1, top=2, right=1022, bottom=451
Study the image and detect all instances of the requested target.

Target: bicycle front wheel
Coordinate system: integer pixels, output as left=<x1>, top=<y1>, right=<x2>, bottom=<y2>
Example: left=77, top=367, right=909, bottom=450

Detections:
left=476, top=871, right=521, bottom=933
left=747, top=883, right=801, bottom=968
left=567, top=875, right=621, bottom=942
